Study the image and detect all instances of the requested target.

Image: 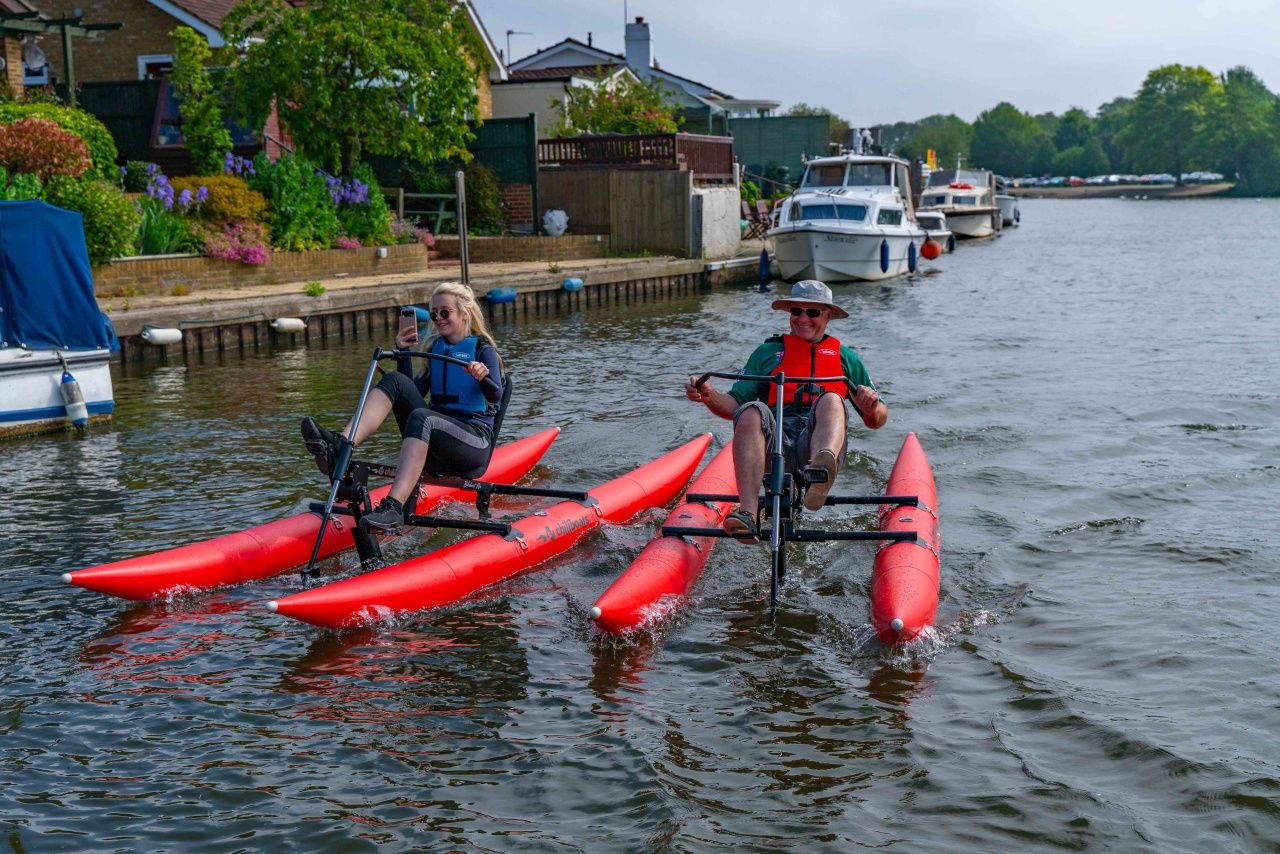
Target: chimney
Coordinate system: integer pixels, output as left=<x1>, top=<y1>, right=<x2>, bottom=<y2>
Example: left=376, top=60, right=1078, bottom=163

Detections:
left=624, top=16, right=652, bottom=74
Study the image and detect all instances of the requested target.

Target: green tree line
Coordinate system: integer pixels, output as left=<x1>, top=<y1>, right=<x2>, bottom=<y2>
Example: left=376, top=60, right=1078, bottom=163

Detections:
left=874, top=63, right=1280, bottom=194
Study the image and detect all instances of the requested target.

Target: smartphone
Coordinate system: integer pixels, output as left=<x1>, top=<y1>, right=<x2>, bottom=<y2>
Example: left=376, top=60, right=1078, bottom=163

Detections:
left=399, top=308, right=418, bottom=344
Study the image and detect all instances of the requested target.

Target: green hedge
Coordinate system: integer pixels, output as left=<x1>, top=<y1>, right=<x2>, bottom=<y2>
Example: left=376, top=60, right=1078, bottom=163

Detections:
left=0, top=103, right=119, bottom=182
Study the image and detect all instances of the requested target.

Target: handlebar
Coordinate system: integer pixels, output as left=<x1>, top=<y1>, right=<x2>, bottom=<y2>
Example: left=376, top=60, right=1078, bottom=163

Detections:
left=375, top=346, right=501, bottom=395
left=694, top=371, right=860, bottom=399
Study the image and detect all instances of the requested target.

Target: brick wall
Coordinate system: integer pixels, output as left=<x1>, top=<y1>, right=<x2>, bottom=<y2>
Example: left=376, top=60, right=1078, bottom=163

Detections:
left=94, top=243, right=431, bottom=298
left=26, top=0, right=186, bottom=84
left=431, top=234, right=608, bottom=263
left=3, top=37, right=22, bottom=97
left=502, top=183, right=533, bottom=230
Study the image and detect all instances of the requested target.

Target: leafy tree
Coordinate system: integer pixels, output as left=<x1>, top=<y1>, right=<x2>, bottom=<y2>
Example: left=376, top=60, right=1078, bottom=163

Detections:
left=1054, top=107, right=1095, bottom=152
left=170, top=26, right=233, bottom=175
left=1121, top=64, right=1224, bottom=183
left=1216, top=66, right=1280, bottom=195
left=1051, top=139, right=1109, bottom=177
left=890, top=114, right=973, bottom=166
left=221, top=0, right=484, bottom=175
left=1095, top=97, right=1132, bottom=173
left=971, top=102, right=1049, bottom=175
left=552, top=74, right=680, bottom=136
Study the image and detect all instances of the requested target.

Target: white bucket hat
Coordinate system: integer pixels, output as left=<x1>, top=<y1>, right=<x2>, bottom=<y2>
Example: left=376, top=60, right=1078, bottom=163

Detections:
left=770, top=280, right=849, bottom=319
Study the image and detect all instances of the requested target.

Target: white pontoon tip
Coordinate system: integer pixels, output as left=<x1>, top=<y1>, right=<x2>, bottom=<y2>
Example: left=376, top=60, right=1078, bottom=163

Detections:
left=266, top=601, right=279, bottom=612
left=890, top=618, right=904, bottom=632
left=589, top=606, right=602, bottom=620
left=61, top=573, right=72, bottom=584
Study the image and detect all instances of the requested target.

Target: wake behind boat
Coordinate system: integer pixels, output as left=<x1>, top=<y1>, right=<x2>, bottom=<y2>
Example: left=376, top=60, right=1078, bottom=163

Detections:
left=767, top=153, right=927, bottom=282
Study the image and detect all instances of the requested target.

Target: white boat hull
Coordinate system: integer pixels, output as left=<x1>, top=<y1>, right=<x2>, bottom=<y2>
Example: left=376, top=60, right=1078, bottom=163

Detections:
left=769, top=228, right=923, bottom=282
left=936, top=209, right=998, bottom=239
left=0, top=348, right=114, bottom=437
left=996, top=194, right=1020, bottom=226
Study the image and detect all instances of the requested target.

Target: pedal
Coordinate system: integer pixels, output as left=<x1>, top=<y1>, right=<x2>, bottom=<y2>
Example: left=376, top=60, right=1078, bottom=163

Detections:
left=800, top=464, right=829, bottom=485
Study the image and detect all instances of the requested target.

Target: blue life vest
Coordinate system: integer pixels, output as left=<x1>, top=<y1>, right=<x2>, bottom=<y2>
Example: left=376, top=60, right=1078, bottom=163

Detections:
left=429, top=336, right=491, bottom=415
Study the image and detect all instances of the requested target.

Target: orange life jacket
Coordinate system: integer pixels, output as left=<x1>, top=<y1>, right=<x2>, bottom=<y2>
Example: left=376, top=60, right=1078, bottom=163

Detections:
left=766, top=334, right=848, bottom=409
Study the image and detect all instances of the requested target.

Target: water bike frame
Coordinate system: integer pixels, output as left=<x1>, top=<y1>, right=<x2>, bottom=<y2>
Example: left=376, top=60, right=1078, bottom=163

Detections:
left=303, top=347, right=588, bottom=577
left=670, top=371, right=920, bottom=613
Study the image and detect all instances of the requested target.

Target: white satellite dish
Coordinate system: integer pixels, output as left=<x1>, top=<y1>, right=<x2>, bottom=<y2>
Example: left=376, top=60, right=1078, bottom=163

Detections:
left=22, top=40, right=47, bottom=73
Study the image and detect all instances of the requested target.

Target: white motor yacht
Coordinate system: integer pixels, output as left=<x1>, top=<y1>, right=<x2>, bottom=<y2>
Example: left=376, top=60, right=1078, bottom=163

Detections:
left=995, top=176, right=1020, bottom=226
left=915, top=210, right=954, bottom=253
left=767, top=154, right=927, bottom=282
left=917, top=168, right=1001, bottom=239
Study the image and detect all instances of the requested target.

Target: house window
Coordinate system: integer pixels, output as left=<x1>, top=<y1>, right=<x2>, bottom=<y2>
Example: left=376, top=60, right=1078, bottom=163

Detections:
left=137, top=54, right=173, bottom=80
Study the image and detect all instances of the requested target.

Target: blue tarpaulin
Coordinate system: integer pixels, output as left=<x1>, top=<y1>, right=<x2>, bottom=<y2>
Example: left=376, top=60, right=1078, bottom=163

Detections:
left=0, top=200, right=118, bottom=352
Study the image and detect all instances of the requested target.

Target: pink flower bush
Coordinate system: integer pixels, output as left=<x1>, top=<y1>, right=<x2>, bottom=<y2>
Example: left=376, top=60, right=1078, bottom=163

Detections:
left=335, top=235, right=361, bottom=250
left=204, top=222, right=272, bottom=265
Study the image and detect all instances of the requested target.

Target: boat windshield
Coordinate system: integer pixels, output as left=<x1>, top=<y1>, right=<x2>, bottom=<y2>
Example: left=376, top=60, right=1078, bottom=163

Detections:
left=923, top=194, right=949, bottom=206
left=876, top=208, right=903, bottom=225
left=802, top=165, right=846, bottom=187
left=789, top=203, right=868, bottom=222
left=846, top=163, right=892, bottom=186
left=956, top=196, right=978, bottom=205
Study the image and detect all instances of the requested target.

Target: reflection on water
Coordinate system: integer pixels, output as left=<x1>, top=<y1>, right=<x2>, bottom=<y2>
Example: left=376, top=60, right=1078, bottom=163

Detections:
left=3, top=200, right=1280, bottom=848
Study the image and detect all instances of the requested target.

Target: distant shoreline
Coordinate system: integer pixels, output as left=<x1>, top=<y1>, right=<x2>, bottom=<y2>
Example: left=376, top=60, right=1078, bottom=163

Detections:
left=1010, top=182, right=1235, bottom=199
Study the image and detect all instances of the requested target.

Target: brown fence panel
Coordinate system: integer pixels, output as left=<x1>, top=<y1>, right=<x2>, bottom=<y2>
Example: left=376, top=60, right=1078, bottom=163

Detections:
left=609, top=170, right=692, bottom=258
left=537, top=170, right=612, bottom=234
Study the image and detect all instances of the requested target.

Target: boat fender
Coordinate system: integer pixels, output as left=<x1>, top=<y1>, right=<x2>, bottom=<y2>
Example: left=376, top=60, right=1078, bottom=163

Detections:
left=140, top=325, right=182, bottom=345
left=947, top=234, right=956, bottom=253
left=879, top=239, right=890, bottom=274
left=907, top=241, right=917, bottom=272
left=58, top=365, right=88, bottom=428
left=920, top=240, right=941, bottom=261
left=270, top=317, right=306, bottom=333
left=758, top=247, right=770, bottom=283
left=562, top=277, right=583, bottom=292
left=485, top=287, right=517, bottom=304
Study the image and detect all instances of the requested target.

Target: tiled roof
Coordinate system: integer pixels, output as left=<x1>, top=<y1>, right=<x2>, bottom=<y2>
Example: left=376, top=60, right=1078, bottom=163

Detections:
left=509, top=63, right=622, bottom=81
left=162, top=0, right=242, bottom=28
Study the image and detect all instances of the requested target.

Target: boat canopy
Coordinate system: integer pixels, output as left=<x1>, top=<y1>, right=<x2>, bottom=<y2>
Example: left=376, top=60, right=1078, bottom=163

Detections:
left=0, top=200, right=118, bottom=352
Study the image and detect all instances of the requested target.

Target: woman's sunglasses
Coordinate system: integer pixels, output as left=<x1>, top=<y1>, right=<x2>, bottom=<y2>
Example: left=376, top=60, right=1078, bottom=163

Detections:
left=789, top=307, right=825, bottom=318
left=429, top=308, right=454, bottom=321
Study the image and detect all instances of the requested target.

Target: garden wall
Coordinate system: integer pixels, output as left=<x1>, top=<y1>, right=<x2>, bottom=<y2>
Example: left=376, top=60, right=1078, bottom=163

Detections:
left=430, top=234, right=608, bottom=263
left=93, top=243, right=430, bottom=298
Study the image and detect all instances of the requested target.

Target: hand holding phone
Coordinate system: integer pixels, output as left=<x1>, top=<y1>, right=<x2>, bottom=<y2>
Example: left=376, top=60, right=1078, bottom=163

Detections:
left=397, top=308, right=419, bottom=348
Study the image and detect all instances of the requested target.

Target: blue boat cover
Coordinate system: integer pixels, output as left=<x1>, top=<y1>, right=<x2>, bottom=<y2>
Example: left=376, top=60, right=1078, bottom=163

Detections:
left=0, top=200, right=118, bottom=352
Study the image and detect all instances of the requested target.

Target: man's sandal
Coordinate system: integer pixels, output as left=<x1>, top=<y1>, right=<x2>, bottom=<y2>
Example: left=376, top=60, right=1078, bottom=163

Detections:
left=722, top=509, right=760, bottom=544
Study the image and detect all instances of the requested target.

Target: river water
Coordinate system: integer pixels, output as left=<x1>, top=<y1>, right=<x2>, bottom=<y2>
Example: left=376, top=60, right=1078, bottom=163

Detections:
left=3, top=198, right=1278, bottom=851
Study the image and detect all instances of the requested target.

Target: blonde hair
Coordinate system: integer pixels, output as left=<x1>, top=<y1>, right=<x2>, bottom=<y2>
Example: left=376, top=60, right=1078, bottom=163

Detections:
left=425, top=281, right=501, bottom=361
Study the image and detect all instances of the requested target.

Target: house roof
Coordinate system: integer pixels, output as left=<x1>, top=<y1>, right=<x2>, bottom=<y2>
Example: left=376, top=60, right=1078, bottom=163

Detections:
left=509, top=62, right=623, bottom=82
left=510, top=37, right=733, bottom=99
left=0, top=0, right=38, bottom=14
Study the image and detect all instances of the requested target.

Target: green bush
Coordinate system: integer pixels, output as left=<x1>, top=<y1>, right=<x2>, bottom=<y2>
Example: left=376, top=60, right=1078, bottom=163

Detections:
left=0, top=166, right=42, bottom=200
left=249, top=152, right=339, bottom=251
left=45, top=177, right=141, bottom=265
left=0, top=103, right=118, bottom=182
left=740, top=179, right=760, bottom=205
left=135, top=196, right=201, bottom=255
left=121, top=161, right=155, bottom=192
left=171, top=174, right=268, bottom=223
left=463, top=162, right=504, bottom=234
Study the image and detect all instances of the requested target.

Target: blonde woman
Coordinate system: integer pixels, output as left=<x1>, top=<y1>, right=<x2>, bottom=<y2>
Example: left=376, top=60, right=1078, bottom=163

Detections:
left=301, top=282, right=505, bottom=533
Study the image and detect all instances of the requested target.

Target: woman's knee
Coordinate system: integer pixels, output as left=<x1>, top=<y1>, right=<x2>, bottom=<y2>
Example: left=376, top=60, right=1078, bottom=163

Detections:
left=404, top=408, right=435, bottom=442
left=376, top=371, right=416, bottom=401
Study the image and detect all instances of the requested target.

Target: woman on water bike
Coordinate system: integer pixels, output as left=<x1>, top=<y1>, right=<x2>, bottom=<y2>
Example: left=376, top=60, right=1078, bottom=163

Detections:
left=301, top=281, right=505, bottom=533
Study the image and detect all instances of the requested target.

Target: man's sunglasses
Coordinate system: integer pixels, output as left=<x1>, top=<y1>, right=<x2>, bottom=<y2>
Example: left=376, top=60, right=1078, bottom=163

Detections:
left=789, top=307, right=825, bottom=318
left=429, top=308, right=454, bottom=321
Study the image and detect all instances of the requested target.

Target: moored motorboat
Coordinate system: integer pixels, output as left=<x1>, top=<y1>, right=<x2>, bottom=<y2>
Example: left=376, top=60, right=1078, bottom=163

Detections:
left=767, top=153, right=927, bottom=282
left=63, top=428, right=561, bottom=600
left=590, top=443, right=736, bottom=633
left=995, top=176, right=1020, bottom=226
left=0, top=201, right=117, bottom=438
left=268, top=434, right=712, bottom=628
left=870, top=433, right=940, bottom=642
left=914, top=210, right=955, bottom=253
left=917, top=168, right=1001, bottom=239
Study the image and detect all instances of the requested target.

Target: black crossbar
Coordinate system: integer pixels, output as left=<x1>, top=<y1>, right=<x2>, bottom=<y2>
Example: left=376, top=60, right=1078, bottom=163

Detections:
left=405, top=514, right=512, bottom=535
left=824, top=494, right=919, bottom=506
left=310, top=501, right=353, bottom=517
left=686, top=492, right=739, bottom=503
left=787, top=529, right=918, bottom=543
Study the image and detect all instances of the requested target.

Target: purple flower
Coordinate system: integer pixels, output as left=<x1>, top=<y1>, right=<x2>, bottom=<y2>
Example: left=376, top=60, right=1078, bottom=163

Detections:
left=177, top=188, right=194, bottom=209
left=146, top=162, right=159, bottom=176
left=196, top=186, right=209, bottom=203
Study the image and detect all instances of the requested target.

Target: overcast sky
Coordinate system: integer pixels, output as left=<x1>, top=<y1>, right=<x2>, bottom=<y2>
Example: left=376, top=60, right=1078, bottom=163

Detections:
left=473, top=0, right=1280, bottom=123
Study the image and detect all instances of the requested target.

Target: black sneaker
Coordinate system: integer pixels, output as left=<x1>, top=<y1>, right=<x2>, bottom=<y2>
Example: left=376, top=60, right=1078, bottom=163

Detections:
left=301, top=416, right=341, bottom=476
left=360, top=496, right=406, bottom=534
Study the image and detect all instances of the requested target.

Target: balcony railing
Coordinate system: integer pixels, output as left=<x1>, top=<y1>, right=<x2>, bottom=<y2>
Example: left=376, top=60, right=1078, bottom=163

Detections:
left=538, top=132, right=734, bottom=181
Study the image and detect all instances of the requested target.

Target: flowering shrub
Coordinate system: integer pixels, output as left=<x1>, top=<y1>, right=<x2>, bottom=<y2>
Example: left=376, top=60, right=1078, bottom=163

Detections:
left=0, top=103, right=119, bottom=181
left=223, top=152, right=255, bottom=178
left=249, top=152, right=339, bottom=250
left=390, top=216, right=434, bottom=246
left=44, top=176, right=141, bottom=265
left=171, top=174, right=266, bottom=223
left=203, top=221, right=272, bottom=265
left=0, top=118, right=92, bottom=181
left=143, top=172, right=207, bottom=212
left=334, top=235, right=361, bottom=250
left=136, top=196, right=201, bottom=255
left=331, top=163, right=392, bottom=245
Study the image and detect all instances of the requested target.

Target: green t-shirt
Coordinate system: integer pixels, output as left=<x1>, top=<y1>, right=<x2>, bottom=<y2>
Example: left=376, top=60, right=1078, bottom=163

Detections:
left=728, top=335, right=875, bottom=415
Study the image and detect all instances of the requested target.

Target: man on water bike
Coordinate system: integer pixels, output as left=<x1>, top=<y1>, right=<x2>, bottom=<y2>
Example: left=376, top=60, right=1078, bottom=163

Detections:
left=300, top=281, right=505, bottom=533
left=684, top=279, right=888, bottom=543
